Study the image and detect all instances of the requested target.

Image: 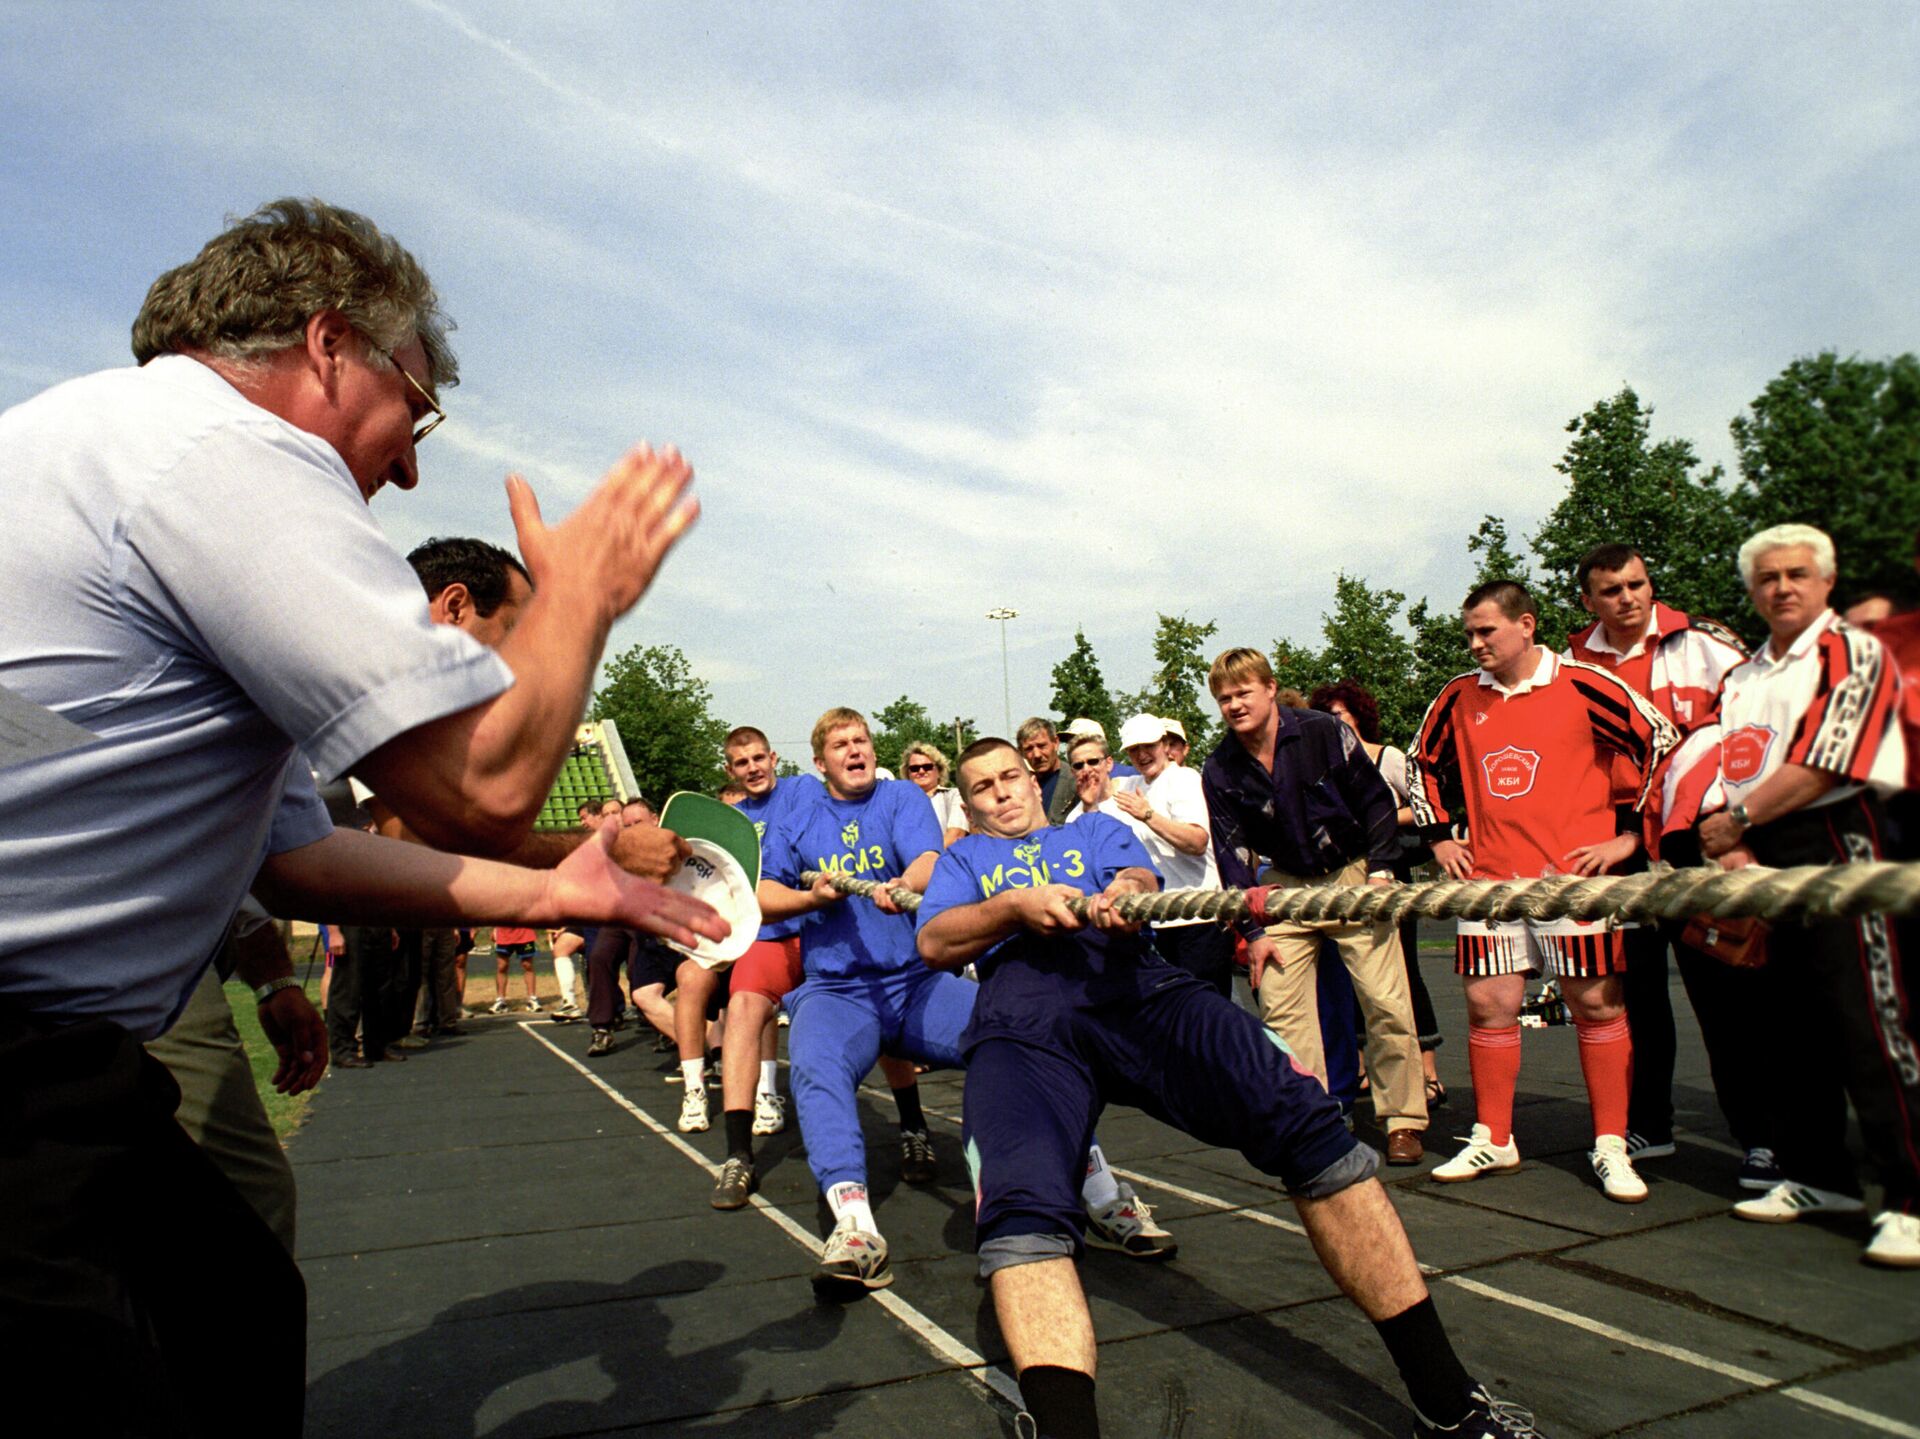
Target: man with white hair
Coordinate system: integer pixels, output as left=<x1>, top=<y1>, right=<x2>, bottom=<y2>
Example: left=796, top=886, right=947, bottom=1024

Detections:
left=1115, top=714, right=1233, bottom=994
left=1698, top=523, right=1920, bottom=1267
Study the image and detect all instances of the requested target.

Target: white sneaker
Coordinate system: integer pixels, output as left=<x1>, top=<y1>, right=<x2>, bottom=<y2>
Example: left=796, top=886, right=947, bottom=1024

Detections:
left=489, top=997, right=509, bottom=1014
left=1733, top=1181, right=1866, bottom=1223
left=525, top=997, right=541, bottom=1013
left=1431, top=1124, right=1521, bottom=1183
left=752, top=1090, right=787, bottom=1136
left=1085, top=1181, right=1178, bottom=1260
left=1865, top=1211, right=1920, bottom=1269
left=678, top=1086, right=710, bottom=1133
left=812, top=1214, right=892, bottom=1297
left=1590, top=1134, right=1649, bottom=1203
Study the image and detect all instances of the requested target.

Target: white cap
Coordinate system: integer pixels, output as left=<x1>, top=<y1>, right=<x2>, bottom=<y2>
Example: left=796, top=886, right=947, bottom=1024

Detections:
left=663, top=838, right=761, bottom=970
left=1118, top=714, right=1167, bottom=751
left=1161, top=717, right=1187, bottom=742
left=1062, top=717, right=1107, bottom=740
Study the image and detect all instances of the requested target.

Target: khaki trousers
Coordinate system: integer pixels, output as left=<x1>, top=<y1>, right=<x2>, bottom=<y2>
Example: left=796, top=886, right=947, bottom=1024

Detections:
left=1255, top=860, right=1427, bottom=1132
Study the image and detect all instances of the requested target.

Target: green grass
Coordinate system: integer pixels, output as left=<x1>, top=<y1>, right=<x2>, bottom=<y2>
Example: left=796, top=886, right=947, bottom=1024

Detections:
left=224, top=977, right=323, bottom=1140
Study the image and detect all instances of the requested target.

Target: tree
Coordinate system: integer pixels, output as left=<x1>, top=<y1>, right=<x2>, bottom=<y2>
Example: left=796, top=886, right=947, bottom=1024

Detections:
left=1530, top=387, right=1746, bottom=637
left=590, top=644, right=729, bottom=799
left=1048, top=628, right=1120, bottom=741
left=1315, top=574, right=1418, bottom=742
left=1731, top=351, right=1920, bottom=607
left=1407, top=597, right=1468, bottom=726
left=1124, top=613, right=1220, bottom=755
left=1267, top=637, right=1331, bottom=702
left=868, top=695, right=977, bottom=774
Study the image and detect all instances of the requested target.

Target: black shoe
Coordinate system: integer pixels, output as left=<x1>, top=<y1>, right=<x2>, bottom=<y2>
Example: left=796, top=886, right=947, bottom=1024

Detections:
left=711, top=1156, right=758, bottom=1210
left=586, top=1029, right=614, bottom=1058
left=1414, top=1385, right=1544, bottom=1437
left=900, top=1128, right=937, bottom=1184
left=332, top=1054, right=374, bottom=1069
left=651, top=1032, right=676, bottom=1053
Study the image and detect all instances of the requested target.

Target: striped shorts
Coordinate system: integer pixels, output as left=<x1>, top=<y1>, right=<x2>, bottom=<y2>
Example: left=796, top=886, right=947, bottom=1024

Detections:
left=1454, top=917, right=1624, bottom=979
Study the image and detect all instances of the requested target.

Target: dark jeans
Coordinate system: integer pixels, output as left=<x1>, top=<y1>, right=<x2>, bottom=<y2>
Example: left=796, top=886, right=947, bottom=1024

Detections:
left=1398, top=915, right=1442, bottom=1051
left=327, top=926, right=414, bottom=1060
left=0, top=1001, right=306, bottom=1437
left=1150, top=923, right=1236, bottom=996
left=587, top=928, right=639, bottom=1028
left=1622, top=924, right=1677, bottom=1141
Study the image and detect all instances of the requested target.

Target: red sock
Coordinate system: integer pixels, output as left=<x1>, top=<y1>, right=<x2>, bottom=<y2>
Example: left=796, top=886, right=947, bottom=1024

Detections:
left=1574, top=1014, right=1633, bottom=1140
left=1466, top=1024, right=1523, bottom=1146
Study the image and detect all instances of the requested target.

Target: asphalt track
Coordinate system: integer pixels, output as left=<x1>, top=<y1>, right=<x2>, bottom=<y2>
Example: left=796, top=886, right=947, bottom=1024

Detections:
left=296, top=945, right=1920, bottom=1437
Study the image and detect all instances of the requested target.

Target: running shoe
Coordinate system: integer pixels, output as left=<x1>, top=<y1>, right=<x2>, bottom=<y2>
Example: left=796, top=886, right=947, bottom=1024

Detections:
left=524, top=997, right=541, bottom=1013
left=1431, top=1125, right=1521, bottom=1183
left=1085, top=1181, right=1178, bottom=1261
left=1733, top=1181, right=1865, bottom=1223
left=753, top=1090, right=788, bottom=1137
left=585, top=1028, right=613, bottom=1058
left=550, top=1004, right=582, bottom=1025
left=813, top=1215, right=892, bottom=1298
left=1738, top=1147, right=1783, bottom=1191
left=899, top=1128, right=937, bottom=1184
left=1589, top=1134, right=1648, bottom=1203
left=1623, top=1130, right=1675, bottom=1161
left=489, top=997, right=510, bottom=1014
left=1864, top=1211, right=1920, bottom=1269
left=678, top=1086, right=710, bottom=1133
left=711, top=1156, right=758, bottom=1211
left=1413, top=1384, right=1544, bottom=1436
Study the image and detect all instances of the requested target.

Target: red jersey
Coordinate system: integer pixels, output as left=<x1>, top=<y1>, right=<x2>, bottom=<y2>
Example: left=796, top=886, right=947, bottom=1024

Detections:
left=494, top=926, right=537, bottom=946
left=1565, top=603, right=1745, bottom=735
left=1869, top=609, right=1920, bottom=790
left=1409, top=650, right=1678, bottom=881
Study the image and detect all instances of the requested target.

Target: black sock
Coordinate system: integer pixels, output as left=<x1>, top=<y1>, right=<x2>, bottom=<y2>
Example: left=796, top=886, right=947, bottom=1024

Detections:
left=723, top=1109, right=755, bottom=1161
left=892, top=1083, right=926, bottom=1133
left=1374, top=1297, right=1474, bottom=1427
left=1018, top=1365, right=1099, bottom=1439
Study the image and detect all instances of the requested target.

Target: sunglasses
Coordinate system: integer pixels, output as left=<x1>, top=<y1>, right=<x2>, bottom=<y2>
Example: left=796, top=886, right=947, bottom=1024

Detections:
left=905, top=762, right=937, bottom=775
left=1069, top=757, right=1106, bottom=772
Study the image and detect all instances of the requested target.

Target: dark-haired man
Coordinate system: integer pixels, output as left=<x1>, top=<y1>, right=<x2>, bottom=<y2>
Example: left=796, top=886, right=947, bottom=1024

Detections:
left=1564, top=544, right=1749, bottom=1171
left=0, top=198, right=722, bottom=1432
left=1412, top=581, right=1677, bottom=1203
left=921, top=737, right=1539, bottom=1439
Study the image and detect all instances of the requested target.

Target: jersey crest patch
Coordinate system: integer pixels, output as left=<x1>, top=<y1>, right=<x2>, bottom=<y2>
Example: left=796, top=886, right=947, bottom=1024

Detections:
left=1014, top=841, right=1042, bottom=865
left=840, top=820, right=861, bottom=848
left=1480, top=745, right=1541, bottom=801
left=1721, top=724, right=1777, bottom=783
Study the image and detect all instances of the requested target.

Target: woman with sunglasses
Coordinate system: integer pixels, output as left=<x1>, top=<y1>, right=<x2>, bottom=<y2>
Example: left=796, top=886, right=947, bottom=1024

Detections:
left=901, top=741, right=970, bottom=846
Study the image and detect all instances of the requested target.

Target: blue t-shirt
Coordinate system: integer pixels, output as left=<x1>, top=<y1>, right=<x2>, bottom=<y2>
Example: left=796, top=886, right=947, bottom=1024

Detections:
left=762, top=778, right=943, bottom=979
left=918, top=813, right=1170, bottom=1033
left=737, top=773, right=826, bottom=941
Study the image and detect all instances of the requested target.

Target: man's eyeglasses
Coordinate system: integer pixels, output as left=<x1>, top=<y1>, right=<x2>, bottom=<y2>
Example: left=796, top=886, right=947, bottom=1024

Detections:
left=1069, top=757, right=1106, bottom=772
left=381, top=348, right=446, bottom=445
left=904, top=762, right=937, bottom=775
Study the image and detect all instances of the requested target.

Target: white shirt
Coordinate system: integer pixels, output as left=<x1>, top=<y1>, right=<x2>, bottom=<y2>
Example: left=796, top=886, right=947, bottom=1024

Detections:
left=0, top=357, right=514, bottom=1036
left=1716, top=608, right=1905, bottom=812
left=1068, top=767, right=1219, bottom=924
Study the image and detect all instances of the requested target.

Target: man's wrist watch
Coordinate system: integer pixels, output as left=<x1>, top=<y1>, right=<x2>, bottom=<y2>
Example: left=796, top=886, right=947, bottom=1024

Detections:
left=1367, top=869, right=1395, bottom=881
left=253, top=975, right=301, bottom=1005
left=1728, top=802, right=1753, bottom=833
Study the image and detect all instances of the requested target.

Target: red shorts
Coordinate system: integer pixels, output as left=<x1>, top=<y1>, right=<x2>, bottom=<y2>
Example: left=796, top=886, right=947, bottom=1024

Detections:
left=730, top=935, right=804, bottom=1004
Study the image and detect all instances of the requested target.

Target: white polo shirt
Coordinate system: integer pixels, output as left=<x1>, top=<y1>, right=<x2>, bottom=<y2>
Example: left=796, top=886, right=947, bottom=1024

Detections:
left=0, top=356, right=515, bottom=1037
left=1716, top=608, right=1904, bottom=813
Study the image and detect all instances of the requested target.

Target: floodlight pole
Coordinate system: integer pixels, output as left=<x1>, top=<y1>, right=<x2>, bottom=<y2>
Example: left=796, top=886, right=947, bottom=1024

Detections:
left=986, top=607, right=1018, bottom=737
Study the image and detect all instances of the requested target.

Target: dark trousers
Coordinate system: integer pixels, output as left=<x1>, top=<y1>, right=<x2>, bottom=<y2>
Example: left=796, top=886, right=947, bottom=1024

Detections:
left=1622, top=924, right=1677, bottom=1141
left=1398, top=915, right=1442, bottom=1050
left=1150, top=923, right=1236, bottom=996
left=0, top=1002, right=305, bottom=1438
left=1671, top=936, right=1783, bottom=1153
left=587, top=928, right=639, bottom=1028
left=1747, top=794, right=1920, bottom=1209
left=327, top=926, right=412, bottom=1060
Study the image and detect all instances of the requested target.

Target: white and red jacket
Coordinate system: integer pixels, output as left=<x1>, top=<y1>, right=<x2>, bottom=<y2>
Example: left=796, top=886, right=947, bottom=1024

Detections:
left=1566, top=604, right=1745, bottom=735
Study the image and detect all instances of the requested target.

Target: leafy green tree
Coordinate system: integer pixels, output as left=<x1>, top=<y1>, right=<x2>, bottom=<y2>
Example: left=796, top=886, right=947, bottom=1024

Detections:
left=1315, top=574, right=1419, bottom=742
left=1531, top=387, right=1746, bottom=637
left=1731, top=351, right=1920, bottom=606
left=1049, top=628, right=1120, bottom=741
left=868, top=696, right=977, bottom=774
left=1407, top=597, right=1469, bottom=725
left=590, top=644, right=728, bottom=799
left=1121, top=613, right=1221, bottom=755
left=1267, top=636, right=1332, bottom=703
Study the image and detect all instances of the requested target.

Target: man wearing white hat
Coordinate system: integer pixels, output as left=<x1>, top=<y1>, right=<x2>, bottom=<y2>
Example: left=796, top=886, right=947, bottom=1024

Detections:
left=1161, top=717, right=1191, bottom=768
left=1115, top=715, right=1233, bottom=994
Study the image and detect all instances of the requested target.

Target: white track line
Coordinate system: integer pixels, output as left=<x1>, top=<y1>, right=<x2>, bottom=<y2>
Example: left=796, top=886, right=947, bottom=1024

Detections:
left=519, top=1024, right=1023, bottom=1412
left=861, top=1082, right=1919, bottom=1436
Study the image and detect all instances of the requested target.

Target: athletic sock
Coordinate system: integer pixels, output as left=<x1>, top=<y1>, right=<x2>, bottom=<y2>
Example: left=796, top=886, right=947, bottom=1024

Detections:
left=1466, top=1024, right=1522, bottom=1147
left=758, top=1059, right=779, bottom=1098
left=1018, top=1366, right=1100, bottom=1439
left=681, top=1058, right=706, bottom=1091
left=826, top=1180, right=876, bottom=1233
left=1080, top=1142, right=1122, bottom=1209
left=723, top=1109, right=754, bottom=1161
left=1574, top=1014, right=1633, bottom=1140
left=1374, top=1297, right=1475, bottom=1429
left=891, top=1083, right=926, bottom=1134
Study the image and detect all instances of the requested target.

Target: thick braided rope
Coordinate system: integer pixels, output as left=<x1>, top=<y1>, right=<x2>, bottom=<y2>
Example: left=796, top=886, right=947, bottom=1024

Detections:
left=798, top=861, right=1920, bottom=927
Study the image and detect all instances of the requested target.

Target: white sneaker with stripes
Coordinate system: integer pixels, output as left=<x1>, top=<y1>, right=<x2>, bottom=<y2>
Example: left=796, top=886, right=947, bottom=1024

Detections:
left=1431, top=1124, right=1521, bottom=1183
left=1589, top=1134, right=1648, bottom=1203
left=1732, top=1181, right=1865, bottom=1223
left=1865, top=1211, right=1920, bottom=1268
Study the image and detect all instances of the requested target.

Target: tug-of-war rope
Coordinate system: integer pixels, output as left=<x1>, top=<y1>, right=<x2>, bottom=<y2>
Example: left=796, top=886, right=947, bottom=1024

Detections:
left=799, top=861, right=1920, bottom=928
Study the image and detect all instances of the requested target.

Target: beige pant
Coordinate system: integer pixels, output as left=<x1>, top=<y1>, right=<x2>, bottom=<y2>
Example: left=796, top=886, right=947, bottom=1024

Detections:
left=1255, top=860, right=1427, bottom=1132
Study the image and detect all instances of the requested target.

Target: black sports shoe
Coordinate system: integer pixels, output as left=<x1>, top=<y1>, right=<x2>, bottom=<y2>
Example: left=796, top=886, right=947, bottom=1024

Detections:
left=1414, top=1385, right=1543, bottom=1437
left=711, top=1156, right=758, bottom=1210
left=899, top=1128, right=937, bottom=1183
left=586, top=1028, right=614, bottom=1058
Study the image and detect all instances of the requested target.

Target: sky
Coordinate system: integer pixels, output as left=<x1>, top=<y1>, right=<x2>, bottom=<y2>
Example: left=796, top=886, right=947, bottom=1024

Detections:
left=4, top=3, right=1916, bottom=759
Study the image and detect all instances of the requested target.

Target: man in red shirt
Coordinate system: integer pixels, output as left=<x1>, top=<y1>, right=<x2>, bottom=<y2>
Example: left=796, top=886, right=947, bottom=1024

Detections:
left=1411, top=580, right=1677, bottom=1203
left=1564, top=544, right=1759, bottom=1177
